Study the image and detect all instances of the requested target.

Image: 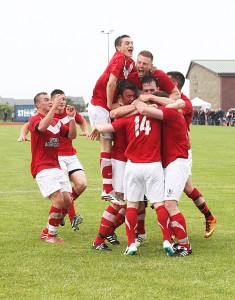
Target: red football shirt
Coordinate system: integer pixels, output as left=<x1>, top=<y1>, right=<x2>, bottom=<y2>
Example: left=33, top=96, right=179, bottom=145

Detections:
left=29, top=113, right=69, bottom=178
left=54, top=108, right=83, bottom=156
left=111, top=130, right=127, bottom=162
left=112, top=114, right=161, bottom=163
left=91, top=51, right=136, bottom=110
left=161, top=107, right=189, bottom=168
left=181, top=93, right=193, bottom=131
left=128, top=69, right=176, bottom=94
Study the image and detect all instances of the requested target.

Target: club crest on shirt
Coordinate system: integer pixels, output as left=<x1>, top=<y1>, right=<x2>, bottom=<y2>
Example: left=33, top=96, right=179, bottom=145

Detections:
left=166, top=189, right=173, bottom=197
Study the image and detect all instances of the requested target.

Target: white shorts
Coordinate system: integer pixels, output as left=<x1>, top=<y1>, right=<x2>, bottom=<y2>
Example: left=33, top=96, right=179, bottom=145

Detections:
left=58, top=155, right=84, bottom=174
left=124, top=160, right=164, bottom=203
left=188, top=149, right=192, bottom=176
left=164, top=158, right=190, bottom=201
left=111, top=158, right=126, bottom=193
left=36, top=168, right=72, bottom=198
left=88, top=103, right=113, bottom=139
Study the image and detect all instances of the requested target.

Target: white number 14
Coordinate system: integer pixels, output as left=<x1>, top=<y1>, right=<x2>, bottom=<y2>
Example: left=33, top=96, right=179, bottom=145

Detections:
left=134, top=116, right=151, bottom=137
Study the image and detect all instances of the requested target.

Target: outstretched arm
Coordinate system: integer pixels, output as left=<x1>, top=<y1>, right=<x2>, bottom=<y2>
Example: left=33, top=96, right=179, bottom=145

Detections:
left=90, top=124, right=115, bottom=140
left=78, top=117, right=90, bottom=138
left=18, top=122, right=30, bottom=142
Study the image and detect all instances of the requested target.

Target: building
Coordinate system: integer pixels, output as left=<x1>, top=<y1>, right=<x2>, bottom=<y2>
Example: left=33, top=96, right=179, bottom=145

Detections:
left=186, top=60, right=235, bottom=111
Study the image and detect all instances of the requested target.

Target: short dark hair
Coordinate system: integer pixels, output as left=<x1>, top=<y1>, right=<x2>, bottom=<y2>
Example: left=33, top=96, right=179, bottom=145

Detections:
left=114, top=35, right=130, bottom=49
left=167, top=71, right=185, bottom=90
left=51, top=89, right=65, bottom=97
left=141, top=75, right=158, bottom=87
left=116, top=80, right=137, bottom=96
left=33, top=92, right=47, bottom=105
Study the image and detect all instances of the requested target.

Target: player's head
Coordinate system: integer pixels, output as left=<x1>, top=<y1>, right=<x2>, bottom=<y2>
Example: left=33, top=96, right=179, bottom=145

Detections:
left=51, top=89, right=65, bottom=97
left=51, top=89, right=66, bottom=110
left=33, top=92, right=51, bottom=112
left=116, top=80, right=137, bottom=105
left=114, top=35, right=133, bottom=58
left=136, top=50, right=154, bottom=78
left=167, top=71, right=185, bottom=91
left=141, top=75, right=159, bottom=94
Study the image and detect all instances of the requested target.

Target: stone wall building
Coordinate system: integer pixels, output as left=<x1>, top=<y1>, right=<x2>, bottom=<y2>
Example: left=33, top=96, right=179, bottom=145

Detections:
left=186, top=60, right=235, bottom=111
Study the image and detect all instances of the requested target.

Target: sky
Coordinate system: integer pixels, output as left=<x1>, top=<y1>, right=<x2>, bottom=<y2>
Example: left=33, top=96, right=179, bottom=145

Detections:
left=0, top=0, right=234, bottom=103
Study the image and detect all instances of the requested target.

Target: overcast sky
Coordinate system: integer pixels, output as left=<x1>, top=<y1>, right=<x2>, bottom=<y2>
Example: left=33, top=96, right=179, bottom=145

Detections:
left=0, top=0, right=234, bottom=103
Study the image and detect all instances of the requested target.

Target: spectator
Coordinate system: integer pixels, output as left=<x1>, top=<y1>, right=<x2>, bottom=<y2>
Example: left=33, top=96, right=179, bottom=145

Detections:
left=208, top=109, right=215, bottom=125
left=11, top=112, right=14, bottom=122
left=3, top=111, right=7, bottom=122
left=198, top=108, right=205, bottom=125
left=214, top=109, right=220, bottom=126
left=218, top=108, right=224, bottom=125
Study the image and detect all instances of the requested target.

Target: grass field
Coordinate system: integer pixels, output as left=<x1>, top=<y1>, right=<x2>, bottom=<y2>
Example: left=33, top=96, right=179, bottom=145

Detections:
left=0, top=124, right=234, bottom=300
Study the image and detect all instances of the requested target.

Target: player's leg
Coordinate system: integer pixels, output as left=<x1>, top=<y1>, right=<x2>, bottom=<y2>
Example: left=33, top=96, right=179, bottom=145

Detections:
left=184, top=176, right=216, bottom=238
left=164, top=159, right=192, bottom=257
left=88, top=104, right=118, bottom=202
left=123, top=161, right=143, bottom=255
left=92, top=202, right=120, bottom=251
left=105, top=158, right=126, bottom=244
left=69, top=168, right=87, bottom=231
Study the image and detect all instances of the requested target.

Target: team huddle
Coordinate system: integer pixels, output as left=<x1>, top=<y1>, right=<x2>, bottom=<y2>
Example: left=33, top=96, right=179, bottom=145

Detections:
left=18, top=35, right=216, bottom=257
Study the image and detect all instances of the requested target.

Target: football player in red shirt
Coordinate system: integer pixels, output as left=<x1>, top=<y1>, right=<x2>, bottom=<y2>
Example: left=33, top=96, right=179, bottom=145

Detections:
left=167, top=71, right=216, bottom=238
left=88, top=35, right=136, bottom=205
left=29, top=92, right=77, bottom=244
left=134, top=97, right=192, bottom=257
left=90, top=100, right=164, bottom=255
left=51, top=89, right=89, bottom=231
left=92, top=80, right=137, bottom=251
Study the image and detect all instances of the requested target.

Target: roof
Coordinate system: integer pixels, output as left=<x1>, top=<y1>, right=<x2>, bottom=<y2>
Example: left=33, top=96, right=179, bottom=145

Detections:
left=186, top=60, right=235, bottom=78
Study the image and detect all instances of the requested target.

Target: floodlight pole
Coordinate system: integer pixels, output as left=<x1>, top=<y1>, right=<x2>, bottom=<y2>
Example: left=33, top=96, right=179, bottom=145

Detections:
left=101, top=30, right=114, bottom=63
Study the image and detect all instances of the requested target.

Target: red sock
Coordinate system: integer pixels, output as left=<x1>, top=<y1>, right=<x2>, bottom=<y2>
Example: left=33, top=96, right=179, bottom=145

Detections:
left=136, top=208, right=146, bottom=234
left=67, top=201, right=76, bottom=223
left=109, top=207, right=126, bottom=234
left=170, top=212, right=190, bottom=249
left=155, top=206, right=172, bottom=242
left=125, top=207, right=138, bottom=246
left=187, top=188, right=213, bottom=220
left=47, top=205, right=62, bottom=236
left=100, top=152, right=113, bottom=193
left=61, top=207, right=68, bottom=223
left=71, top=187, right=79, bottom=200
left=94, top=205, right=119, bottom=245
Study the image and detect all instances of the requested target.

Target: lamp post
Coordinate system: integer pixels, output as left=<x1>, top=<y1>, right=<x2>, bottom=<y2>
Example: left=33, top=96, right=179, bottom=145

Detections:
left=101, top=30, right=114, bottom=63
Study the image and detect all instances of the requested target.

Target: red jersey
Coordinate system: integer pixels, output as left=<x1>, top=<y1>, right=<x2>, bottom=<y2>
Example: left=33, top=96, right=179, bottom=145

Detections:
left=128, top=69, right=176, bottom=94
left=111, top=130, right=127, bottom=162
left=29, top=113, right=69, bottom=178
left=161, top=107, right=189, bottom=168
left=54, top=108, right=83, bottom=156
left=112, top=114, right=161, bottom=163
left=91, top=52, right=136, bottom=110
left=181, top=93, right=193, bottom=131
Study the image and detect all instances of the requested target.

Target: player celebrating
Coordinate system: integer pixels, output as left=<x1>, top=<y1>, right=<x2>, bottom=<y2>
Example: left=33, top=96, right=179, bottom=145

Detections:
left=88, top=35, right=136, bottom=205
left=90, top=100, right=164, bottom=256
left=51, top=89, right=89, bottom=231
left=29, top=92, right=77, bottom=244
left=167, top=71, right=216, bottom=237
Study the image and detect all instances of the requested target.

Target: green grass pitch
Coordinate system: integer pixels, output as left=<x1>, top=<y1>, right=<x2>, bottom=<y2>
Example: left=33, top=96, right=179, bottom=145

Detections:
left=0, top=124, right=234, bottom=299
